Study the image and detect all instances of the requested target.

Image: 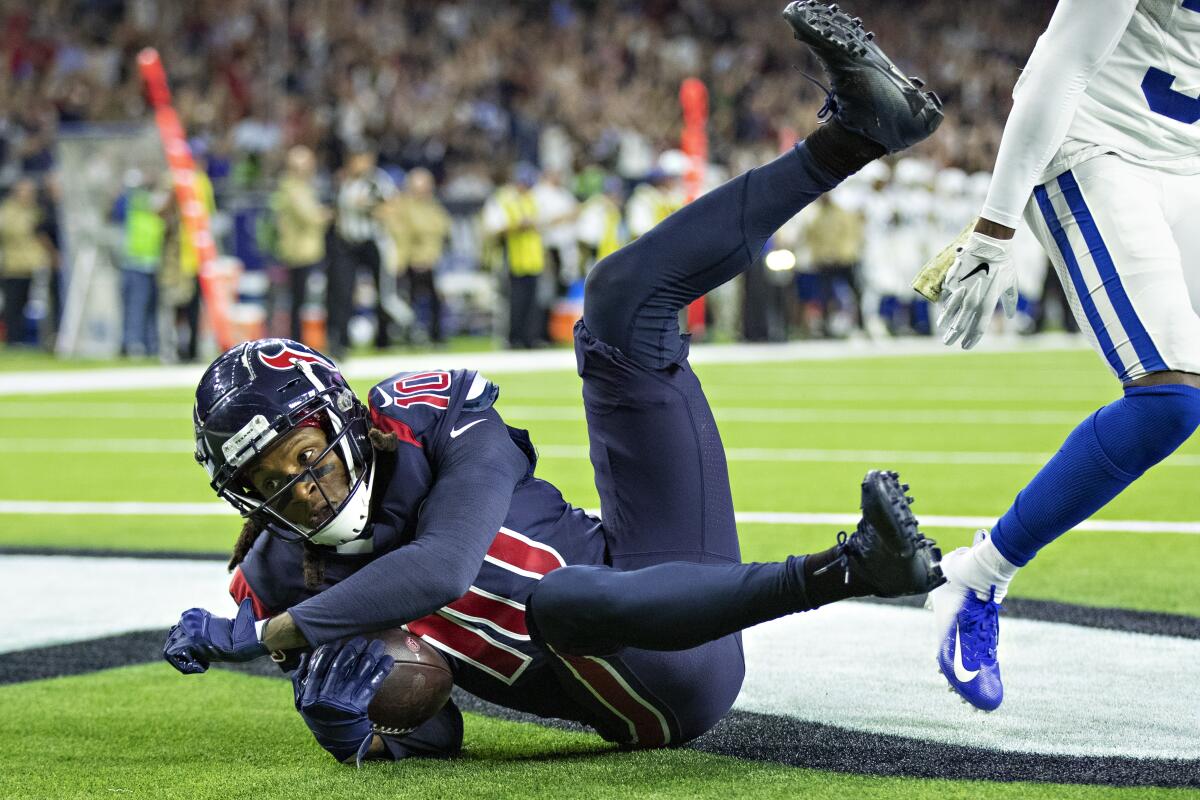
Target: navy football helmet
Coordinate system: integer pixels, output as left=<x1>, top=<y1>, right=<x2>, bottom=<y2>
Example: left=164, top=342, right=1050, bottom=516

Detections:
left=194, top=338, right=375, bottom=546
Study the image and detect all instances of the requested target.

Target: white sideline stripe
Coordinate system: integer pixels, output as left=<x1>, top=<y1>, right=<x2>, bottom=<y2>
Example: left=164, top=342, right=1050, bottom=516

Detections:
left=733, top=511, right=1200, bottom=535
left=499, top=385, right=1108, bottom=403
left=0, top=500, right=1197, bottom=535
left=0, top=333, right=1089, bottom=396
left=4, top=437, right=1200, bottom=467
left=0, top=402, right=1093, bottom=426
left=501, top=406, right=1089, bottom=426
left=0, top=500, right=230, bottom=516
left=534, top=444, right=1200, bottom=468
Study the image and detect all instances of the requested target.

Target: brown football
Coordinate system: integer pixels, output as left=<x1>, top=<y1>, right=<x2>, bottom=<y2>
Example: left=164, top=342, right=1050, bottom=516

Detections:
left=365, top=628, right=454, bottom=736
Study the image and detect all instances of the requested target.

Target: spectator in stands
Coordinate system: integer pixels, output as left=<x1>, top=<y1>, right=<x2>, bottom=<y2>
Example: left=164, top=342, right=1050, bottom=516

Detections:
left=0, top=178, right=49, bottom=346
left=328, top=146, right=395, bottom=357
left=112, top=170, right=167, bottom=358
left=482, top=163, right=546, bottom=349
left=378, top=167, right=451, bottom=345
left=272, top=145, right=330, bottom=343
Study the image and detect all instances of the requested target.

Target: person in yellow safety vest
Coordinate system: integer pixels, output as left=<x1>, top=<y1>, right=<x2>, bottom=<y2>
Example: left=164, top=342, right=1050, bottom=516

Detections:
left=576, top=175, right=627, bottom=275
left=625, top=167, right=683, bottom=239
left=114, top=169, right=168, bottom=358
left=482, top=163, right=546, bottom=348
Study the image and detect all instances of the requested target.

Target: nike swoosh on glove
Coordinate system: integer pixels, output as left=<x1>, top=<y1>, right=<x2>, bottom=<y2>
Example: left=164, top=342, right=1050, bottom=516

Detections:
left=162, top=598, right=268, bottom=674
left=938, top=231, right=1017, bottom=350
left=293, top=637, right=395, bottom=764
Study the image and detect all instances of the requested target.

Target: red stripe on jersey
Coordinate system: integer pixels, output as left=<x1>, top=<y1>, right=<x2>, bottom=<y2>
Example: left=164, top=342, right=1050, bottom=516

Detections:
left=392, top=394, right=449, bottom=410
left=407, top=613, right=529, bottom=682
left=228, top=567, right=272, bottom=620
left=486, top=528, right=566, bottom=577
left=559, top=654, right=669, bottom=747
left=444, top=588, right=528, bottom=637
left=369, top=409, right=423, bottom=449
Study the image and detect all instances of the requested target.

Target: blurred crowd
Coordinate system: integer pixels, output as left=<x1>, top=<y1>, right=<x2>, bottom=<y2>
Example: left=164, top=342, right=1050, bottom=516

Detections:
left=0, top=0, right=1064, bottom=356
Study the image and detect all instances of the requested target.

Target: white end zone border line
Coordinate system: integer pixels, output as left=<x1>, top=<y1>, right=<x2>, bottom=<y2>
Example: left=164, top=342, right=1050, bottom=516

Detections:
left=2, top=438, right=1199, bottom=467
left=0, top=500, right=1196, bottom=535
left=0, top=333, right=1089, bottom=397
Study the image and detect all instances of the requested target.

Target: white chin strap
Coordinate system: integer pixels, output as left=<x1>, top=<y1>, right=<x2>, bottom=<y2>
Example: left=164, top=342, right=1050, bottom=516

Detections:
left=308, top=459, right=375, bottom=546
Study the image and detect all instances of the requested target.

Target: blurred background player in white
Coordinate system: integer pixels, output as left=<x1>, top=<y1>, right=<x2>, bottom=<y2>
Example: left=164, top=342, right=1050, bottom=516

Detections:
left=933, top=0, right=1200, bottom=711
left=855, top=161, right=895, bottom=338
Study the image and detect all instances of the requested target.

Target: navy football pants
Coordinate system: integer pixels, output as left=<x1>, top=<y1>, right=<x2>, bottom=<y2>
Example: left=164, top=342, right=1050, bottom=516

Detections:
left=528, top=144, right=843, bottom=746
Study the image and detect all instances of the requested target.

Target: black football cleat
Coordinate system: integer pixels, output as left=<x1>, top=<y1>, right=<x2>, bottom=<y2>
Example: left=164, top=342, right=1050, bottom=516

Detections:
left=783, top=0, right=943, bottom=153
left=815, top=470, right=944, bottom=597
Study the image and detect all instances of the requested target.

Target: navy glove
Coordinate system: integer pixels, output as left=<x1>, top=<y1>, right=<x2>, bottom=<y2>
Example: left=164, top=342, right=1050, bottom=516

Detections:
left=292, top=637, right=395, bottom=764
left=162, top=598, right=269, bottom=674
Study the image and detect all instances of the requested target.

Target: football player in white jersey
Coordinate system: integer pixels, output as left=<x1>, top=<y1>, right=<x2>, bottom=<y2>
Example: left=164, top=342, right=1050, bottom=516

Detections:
left=933, top=0, right=1200, bottom=711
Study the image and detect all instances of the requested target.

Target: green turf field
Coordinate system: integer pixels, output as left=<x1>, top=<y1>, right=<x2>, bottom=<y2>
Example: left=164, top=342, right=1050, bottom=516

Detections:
left=0, top=665, right=1191, bottom=800
left=2, top=345, right=1198, bottom=798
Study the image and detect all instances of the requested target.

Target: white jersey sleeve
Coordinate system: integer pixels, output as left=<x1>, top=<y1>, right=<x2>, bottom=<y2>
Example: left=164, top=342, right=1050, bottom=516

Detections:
left=980, top=0, right=1139, bottom=229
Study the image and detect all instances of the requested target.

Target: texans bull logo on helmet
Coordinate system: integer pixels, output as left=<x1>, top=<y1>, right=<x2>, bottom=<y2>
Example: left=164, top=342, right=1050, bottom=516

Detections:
left=257, top=344, right=337, bottom=372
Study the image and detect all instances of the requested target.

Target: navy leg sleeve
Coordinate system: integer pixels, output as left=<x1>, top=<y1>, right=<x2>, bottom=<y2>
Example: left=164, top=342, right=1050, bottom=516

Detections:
left=528, top=557, right=812, bottom=655
left=583, top=143, right=842, bottom=369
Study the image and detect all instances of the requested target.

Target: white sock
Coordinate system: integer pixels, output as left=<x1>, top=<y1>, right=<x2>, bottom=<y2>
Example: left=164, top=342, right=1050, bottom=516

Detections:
left=948, top=530, right=1020, bottom=602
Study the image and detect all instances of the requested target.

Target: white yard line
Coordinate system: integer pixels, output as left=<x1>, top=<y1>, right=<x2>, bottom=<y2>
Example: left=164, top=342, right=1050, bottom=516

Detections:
left=533, top=443, right=1200, bottom=467
left=0, top=402, right=1095, bottom=426
left=0, top=403, right=1091, bottom=426
left=0, top=500, right=1197, bottom=534
left=0, top=500, right=229, bottom=516
left=4, top=437, right=1199, bottom=467
left=0, top=334, right=1089, bottom=396
left=504, top=406, right=1091, bottom=426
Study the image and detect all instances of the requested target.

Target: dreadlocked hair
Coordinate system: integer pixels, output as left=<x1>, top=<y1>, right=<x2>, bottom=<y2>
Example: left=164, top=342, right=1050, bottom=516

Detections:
left=368, top=426, right=398, bottom=452
left=228, top=518, right=260, bottom=572
left=225, top=426, right=396, bottom=592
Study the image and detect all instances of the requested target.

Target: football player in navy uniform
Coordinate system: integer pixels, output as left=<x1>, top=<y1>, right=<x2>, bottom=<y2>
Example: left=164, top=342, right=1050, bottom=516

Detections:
left=164, top=2, right=946, bottom=764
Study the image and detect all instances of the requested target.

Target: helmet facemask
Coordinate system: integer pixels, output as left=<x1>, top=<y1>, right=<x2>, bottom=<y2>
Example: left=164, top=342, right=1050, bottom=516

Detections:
left=202, top=359, right=375, bottom=547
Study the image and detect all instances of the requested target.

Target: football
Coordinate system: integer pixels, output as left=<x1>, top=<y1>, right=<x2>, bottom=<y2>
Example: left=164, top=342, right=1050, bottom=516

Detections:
left=366, top=628, right=454, bottom=736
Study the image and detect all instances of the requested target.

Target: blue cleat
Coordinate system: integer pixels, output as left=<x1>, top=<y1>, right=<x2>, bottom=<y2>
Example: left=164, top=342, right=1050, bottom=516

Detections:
left=931, top=579, right=1003, bottom=711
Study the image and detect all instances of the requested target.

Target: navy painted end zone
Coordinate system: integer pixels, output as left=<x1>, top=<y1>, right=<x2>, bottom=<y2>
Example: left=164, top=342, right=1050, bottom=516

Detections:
left=2, top=630, right=1196, bottom=788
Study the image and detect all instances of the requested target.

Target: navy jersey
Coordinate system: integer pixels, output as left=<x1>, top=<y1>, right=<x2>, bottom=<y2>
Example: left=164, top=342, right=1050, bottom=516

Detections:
left=234, top=368, right=609, bottom=722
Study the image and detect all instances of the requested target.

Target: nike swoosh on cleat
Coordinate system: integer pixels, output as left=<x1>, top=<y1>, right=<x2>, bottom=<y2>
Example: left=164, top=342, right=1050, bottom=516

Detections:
left=960, top=264, right=990, bottom=282
left=449, top=419, right=486, bottom=438
left=951, top=627, right=980, bottom=682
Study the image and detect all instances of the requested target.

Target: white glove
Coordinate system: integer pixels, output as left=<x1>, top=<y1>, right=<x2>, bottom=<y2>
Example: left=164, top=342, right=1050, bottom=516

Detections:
left=937, top=231, right=1018, bottom=349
